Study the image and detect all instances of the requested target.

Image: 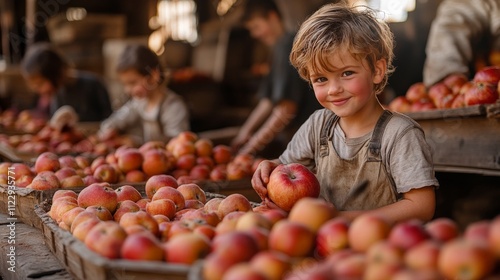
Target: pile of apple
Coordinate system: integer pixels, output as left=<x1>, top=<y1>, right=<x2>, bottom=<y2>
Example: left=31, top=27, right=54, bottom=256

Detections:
left=389, top=66, right=500, bottom=113
left=0, top=109, right=47, bottom=134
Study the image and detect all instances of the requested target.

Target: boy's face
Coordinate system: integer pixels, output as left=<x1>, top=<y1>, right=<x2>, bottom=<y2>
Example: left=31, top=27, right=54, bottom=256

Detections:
left=245, top=14, right=281, bottom=47
left=25, top=75, right=56, bottom=97
left=118, top=69, right=157, bottom=99
left=307, top=50, right=386, bottom=119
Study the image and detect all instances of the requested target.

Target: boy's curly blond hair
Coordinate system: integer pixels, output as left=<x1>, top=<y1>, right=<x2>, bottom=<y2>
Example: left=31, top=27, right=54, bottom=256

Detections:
left=290, top=3, right=395, bottom=94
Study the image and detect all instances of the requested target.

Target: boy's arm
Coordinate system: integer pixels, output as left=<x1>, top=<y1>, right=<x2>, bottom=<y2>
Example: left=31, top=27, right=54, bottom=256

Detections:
left=339, top=186, right=436, bottom=224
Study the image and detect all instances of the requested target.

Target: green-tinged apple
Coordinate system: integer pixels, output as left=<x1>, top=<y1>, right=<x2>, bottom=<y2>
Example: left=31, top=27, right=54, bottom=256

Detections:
left=121, top=231, right=164, bottom=261
left=164, top=232, right=211, bottom=264
left=145, top=174, right=178, bottom=199
left=438, top=238, right=495, bottom=280
left=267, top=163, right=320, bottom=211
left=151, top=186, right=185, bottom=210
left=217, top=193, right=253, bottom=219
left=288, top=197, right=337, bottom=233
left=177, top=183, right=206, bottom=203
left=28, top=171, right=60, bottom=190
left=113, top=200, right=141, bottom=222
left=84, top=220, right=127, bottom=259
left=77, top=182, right=118, bottom=213
left=146, top=198, right=177, bottom=219
left=115, top=185, right=142, bottom=202
left=269, top=220, right=315, bottom=258
left=119, top=210, right=159, bottom=237
left=348, top=213, right=391, bottom=252
left=316, top=216, right=351, bottom=258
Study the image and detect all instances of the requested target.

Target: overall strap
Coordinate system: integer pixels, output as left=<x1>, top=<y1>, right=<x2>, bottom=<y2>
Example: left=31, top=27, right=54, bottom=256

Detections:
left=156, top=93, right=167, bottom=135
left=367, top=110, right=393, bottom=162
left=319, top=111, right=339, bottom=157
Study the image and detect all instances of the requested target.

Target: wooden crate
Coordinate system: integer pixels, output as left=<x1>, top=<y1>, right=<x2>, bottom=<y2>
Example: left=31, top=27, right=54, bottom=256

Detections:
left=35, top=206, right=190, bottom=280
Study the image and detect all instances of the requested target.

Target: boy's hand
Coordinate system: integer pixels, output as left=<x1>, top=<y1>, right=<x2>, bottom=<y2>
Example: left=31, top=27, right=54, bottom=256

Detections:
left=251, top=159, right=279, bottom=202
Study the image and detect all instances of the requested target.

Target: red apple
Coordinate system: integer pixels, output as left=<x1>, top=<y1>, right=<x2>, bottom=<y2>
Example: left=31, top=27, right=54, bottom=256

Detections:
left=288, top=197, right=337, bottom=233
left=115, top=185, right=142, bottom=203
left=145, top=174, right=178, bottom=199
left=388, top=96, right=412, bottom=113
left=180, top=208, right=221, bottom=227
left=83, top=205, right=113, bottom=221
left=235, top=211, right=273, bottom=231
left=388, top=219, right=430, bottom=251
left=348, top=213, right=391, bottom=253
left=151, top=186, right=185, bottom=211
left=189, top=164, right=211, bottom=180
left=72, top=216, right=101, bottom=241
left=60, top=175, right=85, bottom=188
left=77, top=182, right=118, bottom=213
left=124, top=169, right=147, bottom=183
left=209, top=164, right=227, bottom=181
left=84, top=220, right=127, bottom=259
left=212, top=144, right=233, bottom=164
left=268, top=220, right=315, bottom=258
left=196, top=156, right=215, bottom=169
left=119, top=210, right=159, bottom=237
left=464, top=220, right=490, bottom=246
left=250, top=250, right=292, bottom=280
left=142, top=149, right=172, bottom=177
left=34, top=151, right=60, bottom=173
left=220, top=263, right=267, bottom=280
left=217, top=193, right=253, bottom=219
left=405, top=82, right=428, bottom=103
left=366, top=240, right=404, bottom=265
left=443, top=73, right=468, bottom=94
left=145, top=198, right=177, bottom=219
left=117, top=148, right=144, bottom=173
left=202, top=252, right=239, bottom=280
left=411, top=98, right=436, bottom=112
left=113, top=200, right=141, bottom=222
left=473, top=65, right=500, bottom=84
left=175, top=153, right=196, bottom=170
left=177, top=183, right=206, bottom=203
left=164, top=232, right=211, bottom=264
left=404, top=239, right=441, bottom=270
left=212, top=230, right=260, bottom=262
left=139, top=140, right=165, bottom=154
left=204, top=197, right=223, bottom=213
left=428, top=82, right=456, bottom=109
left=194, top=138, right=213, bottom=157
left=27, top=171, right=60, bottom=190
left=332, top=252, right=367, bottom=279
left=464, top=81, right=499, bottom=105
left=121, top=231, right=164, bottom=261
left=52, top=189, right=78, bottom=202
left=267, top=163, right=320, bottom=212
left=93, top=164, right=119, bottom=184
left=425, top=217, right=460, bottom=243
left=58, top=155, right=79, bottom=169
left=438, top=238, right=495, bottom=280
left=316, top=216, right=351, bottom=258
left=60, top=206, right=85, bottom=229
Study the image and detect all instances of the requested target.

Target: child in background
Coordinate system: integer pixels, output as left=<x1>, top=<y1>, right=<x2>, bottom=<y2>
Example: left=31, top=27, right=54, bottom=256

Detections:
left=20, top=42, right=113, bottom=122
left=97, top=44, right=190, bottom=145
left=252, top=3, right=439, bottom=224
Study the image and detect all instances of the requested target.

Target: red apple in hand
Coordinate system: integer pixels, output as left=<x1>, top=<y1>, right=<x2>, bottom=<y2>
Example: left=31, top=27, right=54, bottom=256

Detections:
left=464, top=81, right=499, bottom=106
left=266, top=163, right=320, bottom=211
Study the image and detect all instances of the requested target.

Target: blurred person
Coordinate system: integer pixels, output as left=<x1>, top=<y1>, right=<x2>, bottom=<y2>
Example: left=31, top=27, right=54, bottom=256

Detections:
left=20, top=42, right=113, bottom=123
left=231, top=0, right=323, bottom=158
left=252, top=3, right=438, bottom=224
left=97, top=44, right=190, bottom=145
left=423, top=0, right=500, bottom=87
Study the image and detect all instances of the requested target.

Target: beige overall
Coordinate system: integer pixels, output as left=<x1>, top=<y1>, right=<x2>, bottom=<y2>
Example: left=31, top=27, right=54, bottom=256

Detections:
left=316, top=110, right=399, bottom=211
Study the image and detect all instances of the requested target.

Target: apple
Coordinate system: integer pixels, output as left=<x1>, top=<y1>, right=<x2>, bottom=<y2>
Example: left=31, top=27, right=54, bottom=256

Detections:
left=124, top=170, right=146, bottom=183
left=115, top=185, right=142, bottom=203
left=464, top=81, right=499, bottom=105
left=10, top=163, right=33, bottom=180
left=428, top=82, right=456, bottom=109
left=268, top=220, right=315, bottom=258
left=70, top=210, right=101, bottom=233
left=194, top=138, right=213, bottom=157
left=189, top=164, right=211, bottom=180
left=209, top=164, right=227, bottom=181
left=93, top=164, right=119, bottom=184
left=404, top=239, right=441, bottom=270
left=425, top=217, right=460, bottom=243
left=363, top=262, right=403, bottom=280
left=136, top=198, right=150, bottom=210
left=348, top=213, right=391, bottom=253
left=153, top=214, right=170, bottom=224
left=27, top=171, right=60, bottom=190
left=316, top=216, right=351, bottom=258
left=184, top=199, right=204, bottom=209
left=410, top=98, right=437, bottom=112
left=235, top=211, right=273, bottom=231
left=175, top=153, right=196, bottom=170
left=217, top=193, right=253, bottom=219
left=391, top=269, right=442, bottom=280
left=438, top=238, right=495, bottom=280
left=177, top=183, right=206, bottom=203
left=246, top=227, right=270, bottom=251
left=226, top=162, right=252, bottom=181
left=473, top=65, right=500, bottom=84
left=139, top=140, right=165, bottom=154
left=52, top=189, right=78, bottom=202
left=145, top=198, right=177, bottom=219
left=60, top=175, right=85, bottom=188
left=172, top=140, right=196, bottom=159
left=212, top=144, right=233, bottom=164
left=212, top=231, right=260, bottom=262
left=267, top=163, right=320, bottom=211
left=260, top=208, right=288, bottom=226
left=405, top=82, right=428, bottom=103
left=166, top=220, right=193, bottom=239
left=72, top=216, right=101, bottom=241
left=388, top=96, right=412, bottom=113
left=113, top=200, right=141, bottom=222
left=121, top=231, right=164, bottom=261
left=177, top=131, right=198, bottom=143
left=34, top=151, right=60, bottom=173
left=90, top=156, right=107, bottom=173
left=77, top=182, right=118, bottom=213
left=145, top=174, right=178, bottom=199
left=180, top=208, right=221, bottom=227
left=204, top=197, right=223, bottom=213
left=365, top=240, right=404, bottom=266
left=151, top=187, right=185, bottom=211
left=60, top=206, right=85, bottom=229
left=50, top=197, right=79, bottom=223
left=443, top=73, right=468, bottom=94
left=164, top=232, right=211, bottom=264
left=84, top=220, right=127, bottom=259
left=451, top=90, right=466, bottom=108
left=58, top=155, right=79, bottom=169
left=55, top=167, right=78, bottom=181
left=83, top=205, right=113, bottom=221
left=142, top=149, right=172, bottom=177
left=288, top=197, right=337, bottom=233
left=117, top=148, right=143, bottom=173
left=250, top=250, right=292, bottom=280
left=388, top=219, right=430, bottom=251
left=119, top=210, right=159, bottom=237
left=464, top=220, right=491, bottom=246
left=75, top=155, right=91, bottom=169
left=202, top=252, right=239, bottom=280
left=220, top=263, right=267, bottom=280
left=82, top=175, right=101, bottom=186
left=196, top=156, right=215, bottom=169
left=193, top=224, right=216, bottom=240
left=332, top=253, right=367, bottom=279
